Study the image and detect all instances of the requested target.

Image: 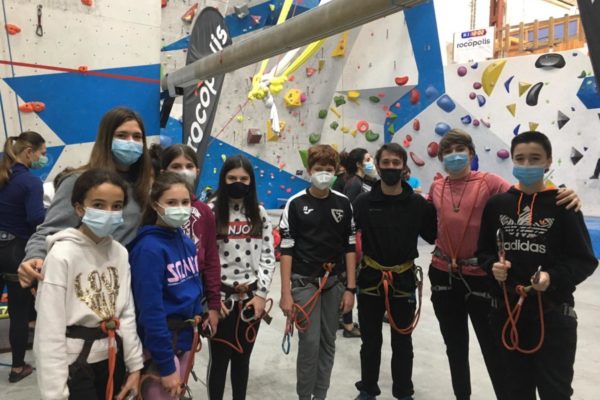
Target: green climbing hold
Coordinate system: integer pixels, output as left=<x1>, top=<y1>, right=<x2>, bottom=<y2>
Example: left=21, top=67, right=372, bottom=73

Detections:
left=365, top=130, right=380, bottom=142
left=299, top=149, right=309, bottom=169
left=369, top=96, right=380, bottom=103
left=334, top=96, right=346, bottom=107
left=387, top=125, right=395, bottom=135
left=309, top=133, right=321, bottom=145
left=330, top=121, right=339, bottom=130
left=388, top=112, right=397, bottom=120
left=318, top=109, right=328, bottom=119
left=577, top=70, right=587, bottom=78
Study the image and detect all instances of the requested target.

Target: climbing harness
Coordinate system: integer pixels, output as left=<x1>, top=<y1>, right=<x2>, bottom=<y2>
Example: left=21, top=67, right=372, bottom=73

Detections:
left=361, top=256, right=423, bottom=335
left=36, top=5, right=43, bottom=37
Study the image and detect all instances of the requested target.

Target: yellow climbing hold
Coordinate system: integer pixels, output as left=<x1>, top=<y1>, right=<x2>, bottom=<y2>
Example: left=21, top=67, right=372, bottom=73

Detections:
left=267, top=120, right=286, bottom=141
left=348, top=91, right=361, bottom=101
left=519, top=82, right=532, bottom=97
left=318, top=59, right=326, bottom=72
left=235, top=114, right=245, bottom=122
left=482, top=60, right=507, bottom=96
left=284, top=89, right=303, bottom=108
left=331, top=32, right=348, bottom=57
left=341, top=126, right=350, bottom=134
left=351, top=129, right=358, bottom=137
left=221, top=154, right=227, bottom=162
left=529, top=122, right=539, bottom=131
left=506, top=104, right=516, bottom=117
left=330, top=106, right=341, bottom=119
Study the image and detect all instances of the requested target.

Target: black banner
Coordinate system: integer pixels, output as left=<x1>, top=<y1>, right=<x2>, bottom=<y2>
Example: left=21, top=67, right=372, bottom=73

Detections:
left=182, top=7, right=232, bottom=177
left=578, top=0, right=600, bottom=93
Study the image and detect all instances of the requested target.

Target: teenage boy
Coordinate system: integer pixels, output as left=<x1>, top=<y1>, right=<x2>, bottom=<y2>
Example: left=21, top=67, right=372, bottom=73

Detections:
left=477, top=131, right=597, bottom=400
left=353, top=143, right=437, bottom=400
left=279, top=144, right=357, bottom=400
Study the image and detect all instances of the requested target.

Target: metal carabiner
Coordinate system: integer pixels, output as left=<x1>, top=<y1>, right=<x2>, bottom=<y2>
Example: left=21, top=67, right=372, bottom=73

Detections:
left=36, top=5, right=44, bottom=37
left=223, top=297, right=235, bottom=313
left=240, top=305, right=257, bottom=323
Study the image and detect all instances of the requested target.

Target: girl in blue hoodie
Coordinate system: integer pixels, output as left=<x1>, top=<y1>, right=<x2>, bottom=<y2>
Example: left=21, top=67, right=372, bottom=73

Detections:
left=129, top=172, right=204, bottom=399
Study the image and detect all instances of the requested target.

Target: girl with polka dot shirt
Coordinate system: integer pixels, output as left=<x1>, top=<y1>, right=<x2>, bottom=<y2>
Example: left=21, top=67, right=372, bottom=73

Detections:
left=207, top=155, right=275, bottom=400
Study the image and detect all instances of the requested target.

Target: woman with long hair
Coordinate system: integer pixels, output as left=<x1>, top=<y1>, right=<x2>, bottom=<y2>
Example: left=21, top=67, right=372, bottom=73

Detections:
left=18, top=107, right=152, bottom=288
left=207, top=155, right=275, bottom=400
left=0, top=131, right=46, bottom=382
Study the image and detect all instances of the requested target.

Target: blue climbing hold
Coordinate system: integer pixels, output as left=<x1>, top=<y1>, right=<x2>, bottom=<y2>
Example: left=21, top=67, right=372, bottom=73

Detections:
left=504, top=76, right=514, bottom=93
left=435, top=122, right=451, bottom=136
left=513, top=124, right=520, bottom=136
left=461, top=115, right=472, bottom=124
left=425, top=85, right=440, bottom=99
left=477, top=94, right=486, bottom=107
left=471, top=62, right=478, bottom=69
left=436, top=94, right=456, bottom=113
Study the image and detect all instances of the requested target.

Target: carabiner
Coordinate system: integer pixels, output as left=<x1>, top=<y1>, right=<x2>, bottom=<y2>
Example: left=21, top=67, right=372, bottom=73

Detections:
left=36, top=5, right=44, bottom=37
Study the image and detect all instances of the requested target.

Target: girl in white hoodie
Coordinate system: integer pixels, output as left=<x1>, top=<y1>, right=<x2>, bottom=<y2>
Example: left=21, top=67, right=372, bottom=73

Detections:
left=34, top=169, right=143, bottom=400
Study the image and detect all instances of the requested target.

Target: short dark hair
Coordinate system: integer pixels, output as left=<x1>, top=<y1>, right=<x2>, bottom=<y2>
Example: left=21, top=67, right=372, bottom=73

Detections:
left=160, top=144, right=198, bottom=171
left=438, top=129, right=476, bottom=161
left=71, top=169, right=129, bottom=207
left=347, top=148, right=368, bottom=175
left=375, top=143, right=407, bottom=166
left=510, top=131, right=552, bottom=158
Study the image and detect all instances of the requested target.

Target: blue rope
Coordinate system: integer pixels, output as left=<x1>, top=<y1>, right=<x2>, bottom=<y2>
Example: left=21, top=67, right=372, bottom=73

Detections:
left=1, top=0, right=24, bottom=133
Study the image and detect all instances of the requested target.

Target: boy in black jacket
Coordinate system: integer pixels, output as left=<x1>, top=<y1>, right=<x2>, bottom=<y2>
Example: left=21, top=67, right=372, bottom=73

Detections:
left=477, top=131, right=597, bottom=400
left=353, top=143, right=437, bottom=400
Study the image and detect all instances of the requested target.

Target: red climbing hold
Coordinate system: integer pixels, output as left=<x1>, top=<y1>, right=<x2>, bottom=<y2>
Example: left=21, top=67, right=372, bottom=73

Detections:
left=406, top=134, right=413, bottom=142
left=161, top=0, right=167, bottom=8
left=5, top=24, right=21, bottom=35
left=81, top=0, right=93, bottom=6
left=410, top=152, right=425, bottom=167
left=395, top=76, right=409, bottom=86
left=19, top=102, right=45, bottom=113
left=356, top=120, right=369, bottom=133
left=78, top=65, right=89, bottom=72
left=251, top=15, right=262, bottom=25
left=403, top=139, right=411, bottom=148
left=305, top=67, right=316, bottom=77
left=427, top=142, right=439, bottom=158
left=410, top=89, right=420, bottom=105
left=181, top=4, right=198, bottom=23
left=412, top=119, right=420, bottom=131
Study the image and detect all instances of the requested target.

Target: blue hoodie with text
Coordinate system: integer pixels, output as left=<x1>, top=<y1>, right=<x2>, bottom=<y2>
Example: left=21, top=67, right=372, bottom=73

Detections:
left=129, top=225, right=203, bottom=376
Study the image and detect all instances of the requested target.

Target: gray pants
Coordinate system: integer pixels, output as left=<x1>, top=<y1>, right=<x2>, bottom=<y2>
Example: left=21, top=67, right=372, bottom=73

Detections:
left=292, top=273, right=345, bottom=400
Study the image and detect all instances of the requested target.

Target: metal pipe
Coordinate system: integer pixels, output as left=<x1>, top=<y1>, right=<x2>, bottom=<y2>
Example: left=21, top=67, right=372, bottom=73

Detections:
left=163, top=0, right=427, bottom=95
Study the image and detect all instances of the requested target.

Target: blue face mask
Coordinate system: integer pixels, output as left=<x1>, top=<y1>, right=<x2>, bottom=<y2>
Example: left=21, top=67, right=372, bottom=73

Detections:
left=31, top=155, right=48, bottom=169
left=443, top=152, right=469, bottom=173
left=513, top=165, right=545, bottom=186
left=111, top=139, right=143, bottom=166
left=363, top=161, right=376, bottom=176
left=82, top=208, right=124, bottom=237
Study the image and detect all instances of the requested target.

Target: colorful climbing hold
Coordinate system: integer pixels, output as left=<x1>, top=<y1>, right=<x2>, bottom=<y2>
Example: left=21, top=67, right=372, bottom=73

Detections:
left=306, top=67, right=317, bottom=77
left=299, top=149, right=309, bottom=169
left=386, top=112, right=398, bottom=121
left=473, top=119, right=480, bottom=127
left=348, top=91, right=360, bottom=101
left=481, top=120, right=491, bottom=128
left=481, top=60, right=507, bottom=96
left=369, top=96, right=380, bottom=103
left=300, top=93, right=307, bottom=103
left=504, top=76, right=514, bottom=93
left=535, top=53, right=566, bottom=69
left=557, top=111, right=570, bottom=130
left=471, top=62, right=479, bottom=69
left=436, top=94, right=456, bottom=113
left=330, top=121, right=339, bottom=130
left=331, top=32, right=348, bottom=57
left=526, top=82, right=544, bottom=106
left=435, top=122, right=451, bottom=136
left=181, top=4, right=198, bottom=23
left=18, top=102, right=45, bottom=113
left=395, top=76, right=409, bottom=86
left=473, top=82, right=482, bottom=90
left=309, top=133, right=321, bottom=145
left=410, top=152, right=425, bottom=167
left=427, top=142, right=439, bottom=158
left=412, top=119, right=420, bottom=131
left=506, top=103, right=516, bottom=117
left=341, top=126, right=350, bottom=134
left=284, top=89, right=303, bottom=108
left=529, top=122, right=539, bottom=131
left=457, top=66, right=467, bottom=77
left=357, top=120, right=369, bottom=133
left=570, top=147, right=583, bottom=165
left=425, top=85, right=440, bottom=99
left=469, top=92, right=477, bottom=100
left=461, top=115, right=472, bottom=125
left=403, top=139, right=411, bottom=148
left=81, top=0, right=93, bottom=6
left=497, top=149, right=510, bottom=159
left=477, top=95, right=486, bottom=107
left=513, top=124, right=521, bottom=136
left=365, top=130, right=380, bottom=142
left=318, top=59, right=326, bottom=72
left=387, top=125, right=395, bottom=135
left=518, top=82, right=532, bottom=97
left=330, top=106, right=341, bottom=118
left=318, top=109, right=328, bottom=119
left=410, top=89, right=420, bottom=105
left=334, top=95, right=346, bottom=107
left=5, top=24, right=21, bottom=35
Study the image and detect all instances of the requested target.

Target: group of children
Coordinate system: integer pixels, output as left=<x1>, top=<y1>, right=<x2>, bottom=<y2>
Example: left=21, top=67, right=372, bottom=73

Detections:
left=0, top=105, right=596, bottom=400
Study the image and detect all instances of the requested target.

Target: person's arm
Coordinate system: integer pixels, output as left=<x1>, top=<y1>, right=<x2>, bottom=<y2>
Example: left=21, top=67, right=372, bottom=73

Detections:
left=418, top=196, right=437, bottom=244
left=476, top=199, right=499, bottom=275
left=130, top=247, right=176, bottom=377
left=255, top=207, right=276, bottom=297
left=279, top=200, right=297, bottom=317
left=25, top=176, right=46, bottom=228
left=33, top=252, right=69, bottom=400
left=341, top=203, right=356, bottom=313
left=196, top=204, right=221, bottom=312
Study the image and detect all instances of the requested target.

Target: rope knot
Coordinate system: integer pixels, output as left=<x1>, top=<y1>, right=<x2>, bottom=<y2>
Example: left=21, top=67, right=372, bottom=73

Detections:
left=100, top=318, right=119, bottom=333
left=322, top=263, right=334, bottom=273
left=515, top=285, right=529, bottom=298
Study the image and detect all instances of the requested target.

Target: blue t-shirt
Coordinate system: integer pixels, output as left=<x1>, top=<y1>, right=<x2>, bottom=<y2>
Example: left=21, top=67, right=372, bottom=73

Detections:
left=407, top=176, right=421, bottom=190
left=0, top=163, right=45, bottom=239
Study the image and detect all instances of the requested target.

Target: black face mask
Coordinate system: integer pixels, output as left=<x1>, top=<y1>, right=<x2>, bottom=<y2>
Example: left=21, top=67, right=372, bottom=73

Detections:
left=379, top=168, right=403, bottom=186
left=226, top=182, right=250, bottom=199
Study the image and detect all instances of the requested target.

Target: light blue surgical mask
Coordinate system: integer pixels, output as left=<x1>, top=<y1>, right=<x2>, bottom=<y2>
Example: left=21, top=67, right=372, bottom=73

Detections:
left=363, top=161, right=376, bottom=176
left=443, top=152, right=469, bottom=173
left=513, top=165, right=545, bottom=186
left=82, top=208, right=123, bottom=237
left=31, top=155, right=48, bottom=169
left=111, top=139, right=143, bottom=166
left=158, top=204, right=192, bottom=228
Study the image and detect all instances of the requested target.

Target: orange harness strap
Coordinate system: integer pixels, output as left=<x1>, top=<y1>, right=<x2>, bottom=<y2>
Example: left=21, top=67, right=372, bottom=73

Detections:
left=501, top=283, right=545, bottom=354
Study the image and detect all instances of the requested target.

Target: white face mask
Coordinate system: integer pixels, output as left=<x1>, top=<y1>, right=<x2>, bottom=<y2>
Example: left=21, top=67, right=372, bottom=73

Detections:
left=176, top=169, right=197, bottom=187
left=157, top=204, right=192, bottom=228
left=310, top=171, right=334, bottom=190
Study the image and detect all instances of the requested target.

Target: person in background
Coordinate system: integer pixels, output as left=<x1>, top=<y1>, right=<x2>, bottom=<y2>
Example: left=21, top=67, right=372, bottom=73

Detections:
left=331, top=151, right=350, bottom=193
left=34, top=169, right=143, bottom=400
left=43, top=167, right=76, bottom=209
left=0, top=131, right=46, bottom=382
left=159, top=144, right=220, bottom=337
left=18, top=107, right=153, bottom=289
left=206, top=154, right=276, bottom=400
left=403, top=167, right=422, bottom=194
left=149, top=143, right=164, bottom=178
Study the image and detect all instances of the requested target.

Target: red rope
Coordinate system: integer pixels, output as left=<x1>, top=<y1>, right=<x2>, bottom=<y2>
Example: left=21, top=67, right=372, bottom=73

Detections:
left=501, top=283, right=545, bottom=354
left=381, top=271, right=422, bottom=335
left=100, top=318, right=120, bottom=400
left=289, top=263, right=334, bottom=333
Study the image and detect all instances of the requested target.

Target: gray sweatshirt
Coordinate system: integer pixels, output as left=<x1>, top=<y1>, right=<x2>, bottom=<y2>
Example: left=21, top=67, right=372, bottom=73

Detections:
left=24, top=173, right=142, bottom=261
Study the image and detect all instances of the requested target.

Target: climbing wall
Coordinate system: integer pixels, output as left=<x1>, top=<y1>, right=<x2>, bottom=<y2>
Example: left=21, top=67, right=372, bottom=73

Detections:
left=0, top=0, right=161, bottom=182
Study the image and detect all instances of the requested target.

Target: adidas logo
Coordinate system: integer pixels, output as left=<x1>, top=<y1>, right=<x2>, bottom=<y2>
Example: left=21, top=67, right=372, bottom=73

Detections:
left=504, top=240, right=546, bottom=254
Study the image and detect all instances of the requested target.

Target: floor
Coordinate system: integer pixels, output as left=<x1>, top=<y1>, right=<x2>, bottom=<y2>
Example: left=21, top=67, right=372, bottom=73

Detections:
left=2, top=242, right=599, bottom=399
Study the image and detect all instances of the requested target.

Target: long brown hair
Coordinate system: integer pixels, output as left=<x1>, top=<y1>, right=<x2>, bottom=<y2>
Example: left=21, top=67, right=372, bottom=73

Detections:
left=0, top=131, right=45, bottom=188
left=141, top=172, right=192, bottom=226
left=76, top=107, right=152, bottom=207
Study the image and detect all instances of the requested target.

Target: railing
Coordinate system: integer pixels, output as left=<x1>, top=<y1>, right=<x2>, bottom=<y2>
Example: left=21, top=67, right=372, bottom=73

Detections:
left=494, top=14, right=586, bottom=58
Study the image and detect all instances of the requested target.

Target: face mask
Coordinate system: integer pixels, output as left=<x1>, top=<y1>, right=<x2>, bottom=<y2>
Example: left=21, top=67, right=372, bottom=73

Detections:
left=177, top=169, right=197, bottom=187
left=443, top=152, right=469, bottom=173
left=310, top=171, right=335, bottom=190
left=111, top=139, right=143, bottom=166
left=31, top=155, right=49, bottom=169
left=226, top=181, right=250, bottom=199
left=82, top=208, right=123, bottom=237
left=513, top=165, right=545, bottom=186
left=363, top=161, right=376, bottom=176
left=379, top=168, right=403, bottom=186
left=157, top=204, right=192, bottom=228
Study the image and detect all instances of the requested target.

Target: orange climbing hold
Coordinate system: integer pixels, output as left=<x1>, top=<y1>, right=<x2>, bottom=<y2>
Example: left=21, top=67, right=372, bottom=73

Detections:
left=181, top=4, right=198, bottom=23
left=19, top=102, right=45, bottom=113
left=81, top=0, right=93, bottom=6
left=412, top=119, right=420, bottom=131
left=5, top=24, right=21, bottom=35
left=78, top=65, right=89, bottom=72
left=161, top=0, right=168, bottom=8
left=410, top=89, right=420, bottom=105
left=395, top=76, right=409, bottom=86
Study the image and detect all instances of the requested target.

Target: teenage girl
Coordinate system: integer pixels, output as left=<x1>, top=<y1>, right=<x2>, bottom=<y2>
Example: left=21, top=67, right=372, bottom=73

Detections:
left=0, top=131, right=46, bottom=382
left=34, top=169, right=143, bottom=400
left=207, top=155, right=275, bottom=400
left=129, top=172, right=205, bottom=399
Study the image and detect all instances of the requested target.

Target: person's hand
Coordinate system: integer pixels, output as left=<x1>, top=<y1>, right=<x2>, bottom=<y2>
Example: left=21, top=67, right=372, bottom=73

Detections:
left=18, top=258, right=44, bottom=288
left=339, top=290, right=355, bottom=314
left=245, top=296, right=266, bottom=319
left=556, top=188, right=581, bottom=212
left=531, top=271, right=551, bottom=292
left=115, top=370, right=140, bottom=400
left=492, top=260, right=511, bottom=282
left=204, top=309, right=219, bottom=337
left=279, top=291, right=294, bottom=318
left=219, top=301, right=231, bottom=319
left=160, top=371, right=182, bottom=398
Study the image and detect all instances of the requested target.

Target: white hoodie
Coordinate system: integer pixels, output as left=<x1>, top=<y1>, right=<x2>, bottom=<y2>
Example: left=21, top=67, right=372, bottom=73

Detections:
left=34, top=228, right=143, bottom=400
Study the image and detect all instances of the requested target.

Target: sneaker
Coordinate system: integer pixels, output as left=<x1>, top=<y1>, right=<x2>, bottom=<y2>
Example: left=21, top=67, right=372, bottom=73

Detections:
left=8, top=364, right=33, bottom=383
left=343, top=323, right=361, bottom=338
left=590, top=175, right=599, bottom=179
left=354, top=391, right=376, bottom=400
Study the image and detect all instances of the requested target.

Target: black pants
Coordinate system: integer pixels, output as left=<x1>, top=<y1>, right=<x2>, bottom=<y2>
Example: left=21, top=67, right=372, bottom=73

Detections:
left=356, top=292, right=415, bottom=399
left=429, top=267, right=508, bottom=400
left=67, top=355, right=126, bottom=400
left=491, top=305, right=577, bottom=400
left=207, top=298, right=260, bottom=400
left=0, top=235, right=33, bottom=368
